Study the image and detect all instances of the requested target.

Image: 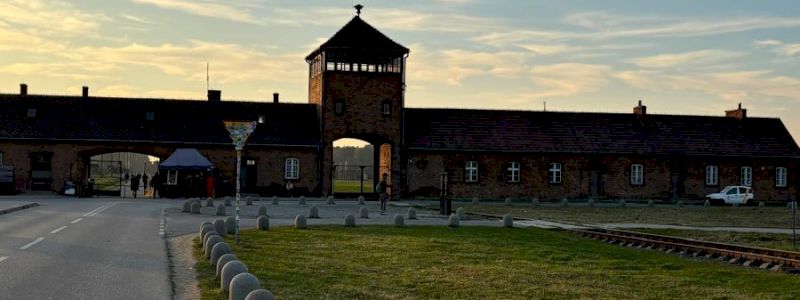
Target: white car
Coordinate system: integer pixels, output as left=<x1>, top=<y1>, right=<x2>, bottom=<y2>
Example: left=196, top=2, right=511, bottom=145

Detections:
left=705, top=186, right=754, bottom=206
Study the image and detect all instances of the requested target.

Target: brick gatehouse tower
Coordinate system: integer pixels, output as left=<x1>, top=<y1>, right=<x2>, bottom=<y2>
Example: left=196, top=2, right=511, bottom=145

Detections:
left=306, top=13, right=410, bottom=196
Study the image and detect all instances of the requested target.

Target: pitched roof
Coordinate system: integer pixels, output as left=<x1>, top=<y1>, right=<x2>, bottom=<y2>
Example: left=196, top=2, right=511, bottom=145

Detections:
left=405, top=108, right=800, bottom=158
left=306, top=16, right=409, bottom=60
left=0, top=94, right=320, bottom=147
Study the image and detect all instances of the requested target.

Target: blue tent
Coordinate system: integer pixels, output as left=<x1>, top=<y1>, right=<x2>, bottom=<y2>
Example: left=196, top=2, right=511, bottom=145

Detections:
left=159, top=148, right=213, bottom=170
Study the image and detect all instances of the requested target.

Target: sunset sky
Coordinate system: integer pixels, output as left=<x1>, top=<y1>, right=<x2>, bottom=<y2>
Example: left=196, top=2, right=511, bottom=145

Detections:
left=1, top=0, right=799, bottom=146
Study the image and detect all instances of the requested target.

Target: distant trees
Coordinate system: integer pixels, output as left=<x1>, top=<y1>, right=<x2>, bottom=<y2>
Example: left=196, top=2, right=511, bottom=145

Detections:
left=333, top=145, right=373, bottom=166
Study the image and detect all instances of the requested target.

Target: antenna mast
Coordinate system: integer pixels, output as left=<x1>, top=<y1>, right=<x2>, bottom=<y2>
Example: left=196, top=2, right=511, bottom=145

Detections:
left=206, top=62, right=210, bottom=90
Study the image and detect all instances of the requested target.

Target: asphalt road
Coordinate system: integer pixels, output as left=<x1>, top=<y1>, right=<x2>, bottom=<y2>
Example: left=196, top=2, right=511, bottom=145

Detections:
left=0, top=196, right=172, bottom=300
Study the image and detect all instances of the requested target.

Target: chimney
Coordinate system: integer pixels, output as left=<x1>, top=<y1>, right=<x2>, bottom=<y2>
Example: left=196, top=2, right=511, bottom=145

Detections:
left=207, top=90, right=221, bottom=102
left=273, top=92, right=279, bottom=103
left=633, top=100, right=646, bottom=117
left=20, top=83, right=28, bottom=96
left=82, top=86, right=89, bottom=98
left=725, top=103, right=747, bottom=121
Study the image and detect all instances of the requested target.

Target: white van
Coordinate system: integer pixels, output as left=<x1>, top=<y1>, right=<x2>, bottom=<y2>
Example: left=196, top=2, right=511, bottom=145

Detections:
left=705, top=186, right=754, bottom=206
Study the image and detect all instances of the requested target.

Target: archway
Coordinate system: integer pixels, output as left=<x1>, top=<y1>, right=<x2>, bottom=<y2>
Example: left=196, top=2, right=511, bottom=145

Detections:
left=88, top=152, right=160, bottom=197
left=332, top=138, right=374, bottom=195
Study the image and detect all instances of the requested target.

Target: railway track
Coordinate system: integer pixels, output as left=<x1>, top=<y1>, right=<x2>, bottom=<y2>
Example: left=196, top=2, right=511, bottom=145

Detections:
left=469, top=212, right=800, bottom=273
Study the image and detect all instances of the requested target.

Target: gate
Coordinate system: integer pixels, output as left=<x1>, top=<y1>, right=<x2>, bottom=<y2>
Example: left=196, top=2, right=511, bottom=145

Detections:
left=89, top=159, right=123, bottom=195
left=333, top=165, right=373, bottom=194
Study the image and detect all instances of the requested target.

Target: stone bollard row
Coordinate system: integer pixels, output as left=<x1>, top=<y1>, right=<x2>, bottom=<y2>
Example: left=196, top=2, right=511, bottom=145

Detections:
left=504, top=197, right=512, bottom=206
left=359, top=207, right=369, bottom=219
left=216, top=204, right=226, bottom=216
left=357, top=195, right=365, bottom=205
left=448, top=214, right=460, bottom=228
left=230, top=272, right=261, bottom=300
left=182, top=200, right=192, bottom=213
left=190, top=202, right=201, bottom=214
left=298, top=196, right=306, bottom=205
left=456, top=207, right=466, bottom=220
left=407, top=207, right=417, bottom=220
left=394, top=214, right=405, bottom=227
left=205, top=235, right=224, bottom=258
left=327, top=196, right=335, bottom=205
left=214, top=219, right=227, bottom=237
left=503, top=214, right=514, bottom=228
left=344, top=214, right=356, bottom=227
left=308, top=205, right=320, bottom=218
left=225, top=216, right=236, bottom=234
left=206, top=197, right=214, bottom=207
left=257, top=205, right=267, bottom=217
left=295, top=214, right=307, bottom=229
left=257, top=215, right=269, bottom=231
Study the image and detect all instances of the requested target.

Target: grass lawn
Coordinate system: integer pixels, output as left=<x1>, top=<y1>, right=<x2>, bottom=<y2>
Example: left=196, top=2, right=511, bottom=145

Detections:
left=630, top=228, right=800, bottom=252
left=194, top=226, right=800, bottom=300
left=333, top=179, right=373, bottom=193
left=447, top=204, right=795, bottom=228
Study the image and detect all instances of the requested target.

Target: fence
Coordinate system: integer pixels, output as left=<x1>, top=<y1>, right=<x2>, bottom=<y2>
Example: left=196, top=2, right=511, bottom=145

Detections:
left=333, top=165, right=373, bottom=193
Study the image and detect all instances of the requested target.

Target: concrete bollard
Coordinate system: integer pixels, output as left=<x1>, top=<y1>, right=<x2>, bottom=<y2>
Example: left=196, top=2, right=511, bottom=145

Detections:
left=359, top=207, right=369, bottom=219
left=504, top=197, right=512, bottom=206
left=210, top=242, right=232, bottom=265
left=182, top=200, right=191, bottom=213
left=245, top=289, right=275, bottom=300
left=503, top=214, right=514, bottom=228
left=327, top=196, right=335, bottom=205
left=308, top=205, right=320, bottom=218
left=357, top=195, right=365, bottom=205
left=532, top=197, right=540, bottom=206
left=295, top=215, right=307, bottom=229
left=472, top=197, right=480, bottom=204
left=215, top=253, right=238, bottom=278
left=256, top=215, right=269, bottom=231
left=448, top=214, right=460, bottom=228
left=298, top=196, right=306, bottom=205
left=272, top=196, right=279, bottom=205
left=407, top=207, right=417, bottom=220
left=394, top=214, right=404, bottom=227
left=618, top=199, right=626, bottom=208
left=587, top=198, right=595, bottom=208
left=191, top=202, right=201, bottom=214
left=561, top=198, right=569, bottom=207
left=206, top=197, right=214, bottom=207
left=759, top=201, right=766, bottom=208
left=647, top=199, right=655, bottom=207
left=456, top=207, right=466, bottom=220
left=200, top=222, right=214, bottom=240
left=245, top=197, right=253, bottom=206
left=225, top=197, right=232, bottom=207
left=257, top=205, right=267, bottom=217
left=704, top=199, right=711, bottom=207
left=225, top=216, right=236, bottom=234
left=214, top=219, right=227, bottom=237
left=216, top=204, right=226, bottom=216
left=220, top=260, right=248, bottom=291
left=344, top=214, right=356, bottom=227
left=229, top=272, right=261, bottom=300
left=205, top=235, right=224, bottom=258
left=677, top=200, right=685, bottom=208
left=202, top=230, right=219, bottom=250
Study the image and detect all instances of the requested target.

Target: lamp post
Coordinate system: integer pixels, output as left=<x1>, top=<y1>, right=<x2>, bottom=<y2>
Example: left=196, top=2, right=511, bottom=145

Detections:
left=223, top=120, right=258, bottom=244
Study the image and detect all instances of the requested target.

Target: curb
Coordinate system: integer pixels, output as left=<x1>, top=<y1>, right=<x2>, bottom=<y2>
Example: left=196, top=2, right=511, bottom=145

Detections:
left=0, top=202, right=40, bottom=215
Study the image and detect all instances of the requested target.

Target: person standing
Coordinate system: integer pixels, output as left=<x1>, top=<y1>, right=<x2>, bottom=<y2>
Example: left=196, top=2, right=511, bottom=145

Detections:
left=377, top=173, right=389, bottom=215
left=152, top=171, right=162, bottom=198
left=142, top=173, right=149, bottom=190
left=130, top=174, right=140, bottom=198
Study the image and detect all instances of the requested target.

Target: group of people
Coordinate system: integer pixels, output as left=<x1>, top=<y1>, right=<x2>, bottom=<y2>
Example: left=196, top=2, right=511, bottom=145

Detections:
left=126, top=172, right=164, bottom=198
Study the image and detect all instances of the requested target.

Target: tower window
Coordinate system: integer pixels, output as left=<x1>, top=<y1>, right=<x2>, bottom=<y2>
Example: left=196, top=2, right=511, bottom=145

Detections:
left=145, top=111, right=155, bottom=121
left=382, top=100, right=391, bottom=116
left=27, top=108, right=37, bottom=118
left=335, top=100, right=345, bottom=115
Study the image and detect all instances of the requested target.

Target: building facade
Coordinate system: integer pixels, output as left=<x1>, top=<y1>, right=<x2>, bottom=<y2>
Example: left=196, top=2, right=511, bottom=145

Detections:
left=0, top=15, right=798, bottom=201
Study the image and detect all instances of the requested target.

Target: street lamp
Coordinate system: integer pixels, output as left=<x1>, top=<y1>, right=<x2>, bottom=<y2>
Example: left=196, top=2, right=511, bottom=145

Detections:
left=223, top=120, right=258, bottom=244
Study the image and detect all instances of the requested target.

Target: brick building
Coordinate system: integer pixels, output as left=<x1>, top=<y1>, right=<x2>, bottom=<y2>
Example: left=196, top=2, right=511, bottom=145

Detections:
left=1, top=15, right=798, bottom=201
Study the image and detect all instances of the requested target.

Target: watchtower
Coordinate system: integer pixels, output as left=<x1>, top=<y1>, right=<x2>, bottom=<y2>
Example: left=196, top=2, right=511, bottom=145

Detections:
left=306, top=6, right=409, bottom=196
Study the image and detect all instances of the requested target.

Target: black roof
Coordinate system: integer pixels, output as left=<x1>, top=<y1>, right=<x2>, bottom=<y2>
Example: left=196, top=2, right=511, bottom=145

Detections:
left=0, top=94, right=320, bottom=147
left=306, top=16, right=409, bottom=61
left=405, top=108, right=800, bottom=158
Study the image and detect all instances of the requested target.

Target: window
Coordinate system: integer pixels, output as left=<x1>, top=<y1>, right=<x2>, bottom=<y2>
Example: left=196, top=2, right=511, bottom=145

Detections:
left=705, top=165, right=718, bottom=186
left=741, top=166, right=752, bottom=186
left=465, top=161, right=478, bottom=182
left=145, top=111, right=155, bottom=121
left=506, top=162, right=520, bottom=183
left=246, top=159, right=256, bottom=166
left=335, top=100, right=344, bottom=115
left=548, top=163, right=562, bottom=184
left=27, top=108, right=36, bottom=118
left=0, top=151, right=3, bottom=165
left=776, top=167, right=787, bottom=187
left=166, top=170, right=178, bottom=185
left=285, top=158, right=299, bottom=180
left=630, top=164, right=644, bottom=185
left=382, top=100, right=391, bottom=115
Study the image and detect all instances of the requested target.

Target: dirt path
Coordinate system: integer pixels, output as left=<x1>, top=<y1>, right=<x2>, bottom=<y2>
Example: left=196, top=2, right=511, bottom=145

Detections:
left=167, top=234, right=201, bottom=300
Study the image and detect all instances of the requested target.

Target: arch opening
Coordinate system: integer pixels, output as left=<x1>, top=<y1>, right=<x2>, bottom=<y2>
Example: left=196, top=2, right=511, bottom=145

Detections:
left=88, top=152, right=159, bottom=197
left=332, top=138, right=374, bottom=195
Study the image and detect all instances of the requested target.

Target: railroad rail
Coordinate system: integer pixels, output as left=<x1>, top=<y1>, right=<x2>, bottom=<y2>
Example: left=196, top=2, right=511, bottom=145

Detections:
left=468, top=211, right=800, bottom=273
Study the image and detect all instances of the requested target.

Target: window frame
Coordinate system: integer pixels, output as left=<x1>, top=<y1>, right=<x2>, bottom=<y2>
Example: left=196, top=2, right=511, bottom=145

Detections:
left=506, top=161, right=520, bottom=183
left=284, top=158, right=299, bottom=180
left=630, top=164, right=644, bottom=186
left=382, top=100, right=392, bottom=116
left=548, top=162, right=562, bottom=184
left=0, top=151, right=3, bottom=165
left=776, top=167, right=787, bottom=188
left=334, top=100, right=345, bottom=115
left=166, top=170, right=178, bottom=185
left=705, top=165, right=718, bottom=186
left=465, top=161, right=478, bottom=183
left=741, top=166, right=752, bottom=187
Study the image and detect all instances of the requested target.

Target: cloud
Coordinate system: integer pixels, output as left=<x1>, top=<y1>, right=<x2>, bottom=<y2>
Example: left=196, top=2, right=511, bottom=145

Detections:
left=527, top=63, right=613, bottom=99
left=754, top=39, right=783, bottom=47
left=0, top=0, right=107, bottom=34
left=408, top=45, right=529, bottom=85
left=131, top=0, right=263, bottom=25
left=0, top=62, right=117, bottom=80
left=616, top=70, right=800, bottom=103
left=122, top=14, right=155, bottom=25
left=517, top=43, right=584, bottom=56
left=627, top=50, right=744, bottom=68
left=753, top=39, right=800, bottom=57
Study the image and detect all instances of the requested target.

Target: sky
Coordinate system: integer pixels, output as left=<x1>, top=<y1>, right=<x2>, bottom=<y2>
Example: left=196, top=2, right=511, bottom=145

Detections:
left=1, top=0, right=799, bottom=147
